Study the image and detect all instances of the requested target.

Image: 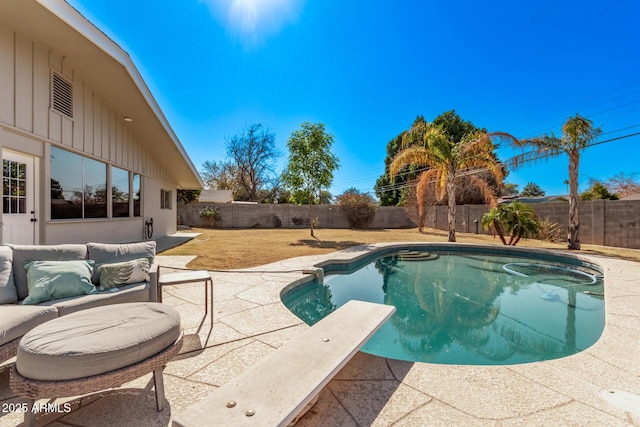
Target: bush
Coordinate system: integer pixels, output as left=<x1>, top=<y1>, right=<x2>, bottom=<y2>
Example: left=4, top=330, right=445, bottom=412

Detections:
left=199, top=206, right=222, bottom=227
left=337, top=191, right=377, bottom=229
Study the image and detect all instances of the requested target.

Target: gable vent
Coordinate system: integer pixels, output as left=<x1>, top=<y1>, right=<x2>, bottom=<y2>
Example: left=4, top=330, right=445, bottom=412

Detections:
left=52, top=73, right=73, bottom=118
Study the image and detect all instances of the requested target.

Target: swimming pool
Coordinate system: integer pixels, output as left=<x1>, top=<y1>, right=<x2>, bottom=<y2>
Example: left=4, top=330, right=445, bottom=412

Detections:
left=282, top=245, right=605, bottom=365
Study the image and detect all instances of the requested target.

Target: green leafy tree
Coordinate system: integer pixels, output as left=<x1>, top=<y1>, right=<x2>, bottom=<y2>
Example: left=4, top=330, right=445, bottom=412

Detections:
left=481, top=202, right=542, bottom=246
left=580, top=180, right=618, bottom=200
left=390, top=111, right=516, bottom=242
left=507, top=113, right=602, bottom=250
left=520, top=182, right=545, bottom=197
left=375, top=118, right=425, bottom=206
left=177, top=189, right=201, bottom=204
left=500, top=183, right=520, bottom=197
left=282, top=122, right=340, bottom=238
left=336, top=188, right=377, bottom=229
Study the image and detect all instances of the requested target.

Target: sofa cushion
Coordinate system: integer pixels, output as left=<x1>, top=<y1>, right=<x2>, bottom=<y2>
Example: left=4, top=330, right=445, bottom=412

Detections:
left=40, top=282, right=150, bottom=316
left=0, top=246, right=17, bottom=304
left=97, top=258, right=150, bottom=290
left=0, top=305, right=58, bottom=346
left=9, top=244, right=88, bottom=300
left=16, top=302, right=181, bottom=381
left=22, top=260, right=96, bottom=305
left=87, top=241, right=155, bottom=284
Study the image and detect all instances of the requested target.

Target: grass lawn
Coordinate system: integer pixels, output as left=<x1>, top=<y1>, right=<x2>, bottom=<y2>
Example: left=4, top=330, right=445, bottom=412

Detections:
left=161, top=227, right=640, bottom=270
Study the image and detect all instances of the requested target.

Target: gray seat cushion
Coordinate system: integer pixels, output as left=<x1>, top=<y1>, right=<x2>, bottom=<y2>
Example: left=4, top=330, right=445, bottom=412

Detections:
left=0, top=305, right=58, bottom=345
left=8, top=244, right=88, bottom=300
left=0, top=246, right=17, bottom=304
left=39, top=282, right=150, bottom=316
left=16, top=302, right=181, bottom=381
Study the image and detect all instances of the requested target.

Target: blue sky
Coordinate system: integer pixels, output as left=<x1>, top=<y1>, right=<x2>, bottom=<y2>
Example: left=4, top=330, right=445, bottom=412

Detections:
left=68, top=0, right=640, bottom=198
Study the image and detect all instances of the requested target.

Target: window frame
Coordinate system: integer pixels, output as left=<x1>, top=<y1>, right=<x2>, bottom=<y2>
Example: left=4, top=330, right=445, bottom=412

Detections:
left=160, top=189, right=172, bottom=210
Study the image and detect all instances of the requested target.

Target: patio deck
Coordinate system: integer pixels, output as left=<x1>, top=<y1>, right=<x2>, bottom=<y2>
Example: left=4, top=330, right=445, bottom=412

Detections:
left=1, top=242, right=639, bottom=426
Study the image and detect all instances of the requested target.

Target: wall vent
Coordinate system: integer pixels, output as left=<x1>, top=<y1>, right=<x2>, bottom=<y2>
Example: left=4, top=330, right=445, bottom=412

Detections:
left=52, top=73, right=73, bottom=118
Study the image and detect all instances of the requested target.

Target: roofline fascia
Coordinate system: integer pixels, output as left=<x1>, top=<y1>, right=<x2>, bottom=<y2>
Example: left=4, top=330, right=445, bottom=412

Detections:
left=36, top=0, right=204, bottom=188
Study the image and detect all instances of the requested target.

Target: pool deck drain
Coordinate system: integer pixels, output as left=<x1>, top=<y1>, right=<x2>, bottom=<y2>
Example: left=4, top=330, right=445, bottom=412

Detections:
left=0, top=242, right=639, bottom=426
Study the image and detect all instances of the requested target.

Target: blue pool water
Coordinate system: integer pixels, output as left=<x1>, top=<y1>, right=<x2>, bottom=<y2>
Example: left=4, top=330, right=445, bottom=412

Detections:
left=282, top=248, right=605, bottom=365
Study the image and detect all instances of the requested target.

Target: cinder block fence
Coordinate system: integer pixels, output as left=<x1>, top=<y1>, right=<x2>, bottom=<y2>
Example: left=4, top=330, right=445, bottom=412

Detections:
left=177, top=200, right=640, bottom=249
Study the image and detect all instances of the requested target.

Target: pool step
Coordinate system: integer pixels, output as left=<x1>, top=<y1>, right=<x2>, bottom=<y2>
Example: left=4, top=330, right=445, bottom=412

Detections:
left=394, top=250, right=439, bottom=262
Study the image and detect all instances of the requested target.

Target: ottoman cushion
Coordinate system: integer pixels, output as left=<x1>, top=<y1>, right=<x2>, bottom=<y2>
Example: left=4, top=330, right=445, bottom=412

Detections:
left=16, top=302, right=181, bottom=381
left=0, top=305, right=58, bottom=346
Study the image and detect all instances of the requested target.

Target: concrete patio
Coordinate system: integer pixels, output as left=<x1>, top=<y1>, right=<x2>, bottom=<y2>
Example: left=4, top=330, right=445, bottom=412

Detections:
left=1, top=241, right=639, bottom=426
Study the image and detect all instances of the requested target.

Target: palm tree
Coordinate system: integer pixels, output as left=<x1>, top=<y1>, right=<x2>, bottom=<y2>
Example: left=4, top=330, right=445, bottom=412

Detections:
left=389, top=118, right=515, bottom=242
left=507, top=113, right=601, bottom=250
left=482, top=201, right=542, bottom=246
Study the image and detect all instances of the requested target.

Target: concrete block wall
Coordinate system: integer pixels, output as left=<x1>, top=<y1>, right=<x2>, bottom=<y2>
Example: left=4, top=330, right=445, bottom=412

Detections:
left=177, top=200, right=640, bottom=249
left=177, top=203, right=415, bottom=230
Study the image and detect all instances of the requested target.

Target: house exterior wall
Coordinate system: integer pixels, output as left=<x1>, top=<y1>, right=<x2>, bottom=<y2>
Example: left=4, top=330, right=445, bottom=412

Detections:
left=0, top=22, right=177, bottom=244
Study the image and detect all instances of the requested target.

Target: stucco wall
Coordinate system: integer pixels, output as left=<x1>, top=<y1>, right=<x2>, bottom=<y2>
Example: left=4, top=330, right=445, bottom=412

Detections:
left=178, top=200, right=640, bottom=249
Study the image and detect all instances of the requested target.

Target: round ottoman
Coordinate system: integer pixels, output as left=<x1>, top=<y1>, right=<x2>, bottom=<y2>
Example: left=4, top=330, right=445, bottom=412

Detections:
left=10, top=302, right=182, bottom=426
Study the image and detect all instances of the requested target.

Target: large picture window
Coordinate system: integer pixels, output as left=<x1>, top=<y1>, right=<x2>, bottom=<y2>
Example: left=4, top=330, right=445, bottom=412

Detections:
left=51, top=146, right=141, bottom=220
left=51, top=147, right=106, bottom=219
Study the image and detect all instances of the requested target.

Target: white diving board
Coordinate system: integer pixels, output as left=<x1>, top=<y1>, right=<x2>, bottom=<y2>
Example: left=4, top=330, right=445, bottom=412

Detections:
left=172, top=300, right=395, bottom=427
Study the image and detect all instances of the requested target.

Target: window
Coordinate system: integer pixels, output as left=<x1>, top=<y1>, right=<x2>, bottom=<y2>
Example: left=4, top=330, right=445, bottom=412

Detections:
left=161, top=189, right=172, bottom=210
left=51, top=147, right=106, bottom=219
left=112, top=167, right=130, bottom=217
left=2, top=159, right=27, bottom=214
left=51, top=147, right=142, bottom=220
left=133, top=174, right=141, bottom=217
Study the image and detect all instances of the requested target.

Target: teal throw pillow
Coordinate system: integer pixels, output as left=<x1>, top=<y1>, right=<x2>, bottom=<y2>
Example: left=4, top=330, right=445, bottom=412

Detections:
left=22, top=260, right=96, bottom=305
left=97, top=258, right=150, bottom=290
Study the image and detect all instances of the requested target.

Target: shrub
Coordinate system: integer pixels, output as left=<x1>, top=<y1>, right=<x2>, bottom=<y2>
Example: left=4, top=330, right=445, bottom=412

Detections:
left=481, top=202, right=541, bottom=246
left=199, top=206, right=222, bottom=227
left=539, top=217, right=563, bottom=243
left=337, top=191, right=377, bottom=229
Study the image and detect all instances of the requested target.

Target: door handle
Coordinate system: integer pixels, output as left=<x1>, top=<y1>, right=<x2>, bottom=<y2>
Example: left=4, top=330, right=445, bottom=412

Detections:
left=30, top=211, right=37, bottom=222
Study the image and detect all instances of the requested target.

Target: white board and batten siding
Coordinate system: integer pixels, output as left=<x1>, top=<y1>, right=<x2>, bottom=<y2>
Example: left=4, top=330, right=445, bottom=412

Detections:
left=0, top=24, right=178, bottom=244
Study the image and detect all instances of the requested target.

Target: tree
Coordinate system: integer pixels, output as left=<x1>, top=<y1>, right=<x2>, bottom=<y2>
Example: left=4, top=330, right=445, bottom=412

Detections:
left=520, top=182, right=545, bottom=197
left=602, top=172, right=640, bottom=199
left=389, top=111, right=516, bottom=242
left=580, top=180, right=618, bottom=200
left=177, top=189, right=201, bottom=204
left=200, top=160, right=241, bottom=193
left=336, top=188, right=377, bottom=229
left=200, top=124, right=280, bottom=202
left=500, top=182, right=520, bottom=197
left=282, top=122, right=340, bottom=238
left=375, top=118, right=424, bottom=206
left=225, top=124, right=280, bottom=202
left=507, top=113, right=601, bottom=250
left=482, top=202, right=542, bottom=246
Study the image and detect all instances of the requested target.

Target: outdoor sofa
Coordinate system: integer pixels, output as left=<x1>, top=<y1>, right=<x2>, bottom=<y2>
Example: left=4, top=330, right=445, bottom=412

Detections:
left=0, top=241, right=159, bottom=364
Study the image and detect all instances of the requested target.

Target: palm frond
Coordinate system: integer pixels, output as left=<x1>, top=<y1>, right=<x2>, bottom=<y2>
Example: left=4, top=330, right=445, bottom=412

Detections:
left=468, top=175, right=498, bottom=207
left=389, top=146, right=434, bottom=181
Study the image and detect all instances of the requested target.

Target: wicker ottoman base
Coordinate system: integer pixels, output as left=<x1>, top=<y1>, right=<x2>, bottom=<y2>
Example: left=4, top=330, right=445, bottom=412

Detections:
left=10, top=333, right=182, bottom=426
left=10, top=303, right=183, bottom=426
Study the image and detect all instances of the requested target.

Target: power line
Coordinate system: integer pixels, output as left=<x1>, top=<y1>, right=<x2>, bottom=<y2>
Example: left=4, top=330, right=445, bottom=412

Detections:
left=375, top=130, right=640, bottom=194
